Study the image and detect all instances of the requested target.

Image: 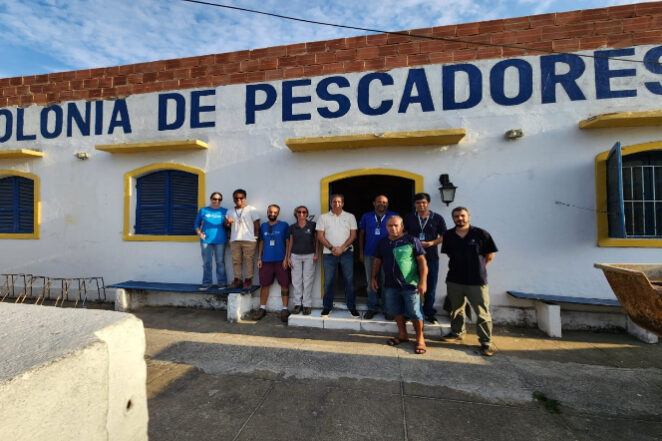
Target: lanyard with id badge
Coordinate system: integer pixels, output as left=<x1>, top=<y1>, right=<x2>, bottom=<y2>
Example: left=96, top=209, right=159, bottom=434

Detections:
left=375, top=214, right=386, bottom=236
left=417, top=214, right=429, bottom=241
left=267, top=224, right=276, bottom=246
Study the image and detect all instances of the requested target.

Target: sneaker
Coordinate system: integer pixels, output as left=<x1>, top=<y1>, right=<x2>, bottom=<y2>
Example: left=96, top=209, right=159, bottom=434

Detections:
left=349, top=308, right=360, bottom=317
left=198, top=284, right=211, bottom=291
left=363, top=310, right=376, bottom=320
left=481, top=345, right=495, bottom=357
left=280, top=309, right=290, bottom=322
left=384, top=313, right=394, bottom=320
left=217, top=284, right=228, bottom=290
left=293, top=305, right=302, bottom=314
left=425, top=315, right=439, bottom=324
left=252, top=308, right=266, bottom=320
left=441, top=333, right=462, bottom=343
left=243, top=278, right=252, bottom=290
left=229, top=279, right=242, bottom=289
left=321, top=308, right=331, bottom=317
left=303, top=307, right=312, bottom=315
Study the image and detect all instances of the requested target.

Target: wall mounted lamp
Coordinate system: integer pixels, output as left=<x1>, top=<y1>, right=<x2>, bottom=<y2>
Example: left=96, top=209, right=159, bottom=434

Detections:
left=438, top=174, right=457, bottom=206
left=74, top=152, right=90, bottom=160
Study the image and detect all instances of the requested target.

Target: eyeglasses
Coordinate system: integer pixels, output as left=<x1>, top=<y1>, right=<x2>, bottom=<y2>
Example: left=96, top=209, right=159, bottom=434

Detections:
left=211, top=198, right=222, bottom=201
left=296, top=210, right=308, bottom=214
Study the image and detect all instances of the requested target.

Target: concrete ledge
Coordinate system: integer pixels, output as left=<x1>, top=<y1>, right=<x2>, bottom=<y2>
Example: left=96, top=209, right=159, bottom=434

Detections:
left=113, top=287, right=227, bottom=312
left=0, top=303, right=148, bottom=441
left=288, top=309, right=450, bottom=337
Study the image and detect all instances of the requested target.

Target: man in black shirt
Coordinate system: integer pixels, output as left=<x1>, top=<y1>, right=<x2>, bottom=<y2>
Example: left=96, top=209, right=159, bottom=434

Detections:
left=403, top=192, right=447, bottom=324
left=440, top=207, right=497, bottom=356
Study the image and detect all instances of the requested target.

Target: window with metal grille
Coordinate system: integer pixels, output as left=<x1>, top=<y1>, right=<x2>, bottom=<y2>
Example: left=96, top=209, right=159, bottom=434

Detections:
left=0, top=176, right=34, bottom=234
left=622, top=151, right=662, bottom=237
left=135, top=170, right=198, bottom=235
left=606, top=142, right=662, bottom=238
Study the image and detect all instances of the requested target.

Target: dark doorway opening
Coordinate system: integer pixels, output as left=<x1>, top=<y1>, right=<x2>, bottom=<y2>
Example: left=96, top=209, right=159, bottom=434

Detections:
left=327, top=174, right=416, bottom=302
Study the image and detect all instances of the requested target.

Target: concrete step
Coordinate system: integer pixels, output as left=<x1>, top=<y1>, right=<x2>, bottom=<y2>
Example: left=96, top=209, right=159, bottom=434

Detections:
left=288, top=309, right=451, bottom=337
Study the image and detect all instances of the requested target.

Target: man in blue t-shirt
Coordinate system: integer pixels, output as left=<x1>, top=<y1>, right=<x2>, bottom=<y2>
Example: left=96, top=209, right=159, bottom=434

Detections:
left=253, top=204, right=291, bottom=322
left=372, top=216, right=428, bottom=354
left=359, top=194, right=397, bottom=319
left=194, top=192, right=229, bottom=290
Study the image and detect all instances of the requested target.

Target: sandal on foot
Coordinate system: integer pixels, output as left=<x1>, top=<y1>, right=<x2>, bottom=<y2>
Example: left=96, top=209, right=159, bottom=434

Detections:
left=414, top=345, right=427, bottom=354
left=387, top=337, right=409, bottom=346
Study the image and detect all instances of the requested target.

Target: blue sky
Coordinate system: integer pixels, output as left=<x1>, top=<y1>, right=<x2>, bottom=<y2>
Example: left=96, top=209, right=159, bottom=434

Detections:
left=0, top=0, right=650, bottom=79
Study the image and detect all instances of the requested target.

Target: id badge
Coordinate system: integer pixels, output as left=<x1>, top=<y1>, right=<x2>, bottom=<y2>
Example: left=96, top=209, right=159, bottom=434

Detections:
left=270, top=239, right=275, bottom=246
left=419, top=233, right=425, bottom=241
left=374, top=228, right=381, bottom=235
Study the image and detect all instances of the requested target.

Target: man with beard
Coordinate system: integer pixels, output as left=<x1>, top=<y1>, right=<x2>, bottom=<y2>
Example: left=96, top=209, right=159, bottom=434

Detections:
left=371, top=216, right=428, bottom=354
left=253, top=204, right=291, bottom=322
left=441, top=207, right=498, bottom=357
left=359, top=194, right=396, bottom=319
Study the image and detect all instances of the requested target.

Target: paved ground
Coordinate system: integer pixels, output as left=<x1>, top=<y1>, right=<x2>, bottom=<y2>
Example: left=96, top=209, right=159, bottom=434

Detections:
left=137, top=306, right=662, bottom=441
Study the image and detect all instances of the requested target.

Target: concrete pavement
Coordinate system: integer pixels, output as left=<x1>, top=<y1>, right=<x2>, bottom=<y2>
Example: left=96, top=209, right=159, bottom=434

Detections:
left=138, top=307, right=662, bottom=441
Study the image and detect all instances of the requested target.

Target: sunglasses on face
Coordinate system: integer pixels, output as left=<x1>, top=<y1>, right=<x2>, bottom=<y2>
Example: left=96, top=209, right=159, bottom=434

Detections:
left=296, top=210, right=308, bottom=214
left=211, top=198, right=222, bottom=201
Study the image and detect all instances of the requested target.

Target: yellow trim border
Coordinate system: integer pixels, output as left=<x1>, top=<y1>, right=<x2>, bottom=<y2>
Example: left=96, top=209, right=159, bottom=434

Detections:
left=286, top=129, right=466, bottom=152
left=123, top=163, right=205, bottom=242
left=318, top=168, right=424, bottom=297
left=580, top=110, right=662, bottom=129
left=96, top=139, right=208, bottom=154
left=0, top=149, right=44, bottom=159
left=595, top=140, right=662, bottom=247
left=0, top=170, right=40, bottom=239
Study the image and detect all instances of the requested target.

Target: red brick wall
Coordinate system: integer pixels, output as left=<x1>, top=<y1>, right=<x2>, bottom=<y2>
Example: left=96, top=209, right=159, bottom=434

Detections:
left=1, top=2, right=662, bottom=108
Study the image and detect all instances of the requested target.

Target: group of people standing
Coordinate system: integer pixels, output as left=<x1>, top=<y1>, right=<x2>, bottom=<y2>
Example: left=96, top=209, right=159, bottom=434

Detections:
left=194, top=189, right=498, bottom=356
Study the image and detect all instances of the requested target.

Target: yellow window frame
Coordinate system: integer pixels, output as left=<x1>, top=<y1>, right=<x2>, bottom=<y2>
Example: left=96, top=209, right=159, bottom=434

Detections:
left=124, top=163, right=205, bottom=242
left=595, top=140, right=662, bottom=247
left=0, top=170, right=40, bottom=240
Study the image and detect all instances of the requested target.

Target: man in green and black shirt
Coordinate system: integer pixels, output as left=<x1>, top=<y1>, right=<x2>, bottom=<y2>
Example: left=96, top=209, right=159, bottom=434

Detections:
left=372, top=216, right=428, bottom=354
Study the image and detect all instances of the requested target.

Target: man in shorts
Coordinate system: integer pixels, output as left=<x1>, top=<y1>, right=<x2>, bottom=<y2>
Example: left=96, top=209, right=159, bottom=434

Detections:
left=253, top=204, right=291, bottom=322
left=372, top=216, right=428, bottom=354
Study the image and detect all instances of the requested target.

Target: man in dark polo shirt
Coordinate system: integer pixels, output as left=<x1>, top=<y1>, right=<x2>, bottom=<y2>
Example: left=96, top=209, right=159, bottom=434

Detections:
left=440, top=206, right=497, bottom=356
left=403, top=192, right=447, bottom=324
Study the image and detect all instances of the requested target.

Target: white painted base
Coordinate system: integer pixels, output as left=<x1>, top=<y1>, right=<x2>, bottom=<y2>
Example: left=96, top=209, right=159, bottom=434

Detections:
left=227, top=292, right=254, bottom=322
left=627, top=317, right=659, bottom=344
left=534, top=302, right=562, bottom=338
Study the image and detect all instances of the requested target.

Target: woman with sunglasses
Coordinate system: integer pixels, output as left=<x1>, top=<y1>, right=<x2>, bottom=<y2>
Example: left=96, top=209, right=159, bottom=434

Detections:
left=286, top=205, right=319, bottom=315
left=194, top=192, right=229, bottom=290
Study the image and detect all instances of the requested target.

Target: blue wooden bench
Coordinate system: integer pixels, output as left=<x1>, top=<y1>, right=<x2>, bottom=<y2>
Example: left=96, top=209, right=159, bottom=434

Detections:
left=507, top=291, right=621, bottom=338
left=109, top=280, right=259, bottom=322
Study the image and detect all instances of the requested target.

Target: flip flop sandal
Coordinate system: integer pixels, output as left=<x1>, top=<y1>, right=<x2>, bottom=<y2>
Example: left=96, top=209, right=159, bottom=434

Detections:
left=415, top=345, right=427, bottom=354
left=387, top=337, right=409, bottom=346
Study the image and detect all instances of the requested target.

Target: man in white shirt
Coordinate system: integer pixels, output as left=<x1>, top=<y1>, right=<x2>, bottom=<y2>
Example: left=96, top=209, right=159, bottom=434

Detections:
left=226, top=189, right=260, bottom=290
left=316, top=194, right=359, bottom=317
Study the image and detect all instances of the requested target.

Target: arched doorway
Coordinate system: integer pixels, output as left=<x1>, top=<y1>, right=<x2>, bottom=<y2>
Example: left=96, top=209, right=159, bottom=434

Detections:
left=320, top=169, right=423, bottom=301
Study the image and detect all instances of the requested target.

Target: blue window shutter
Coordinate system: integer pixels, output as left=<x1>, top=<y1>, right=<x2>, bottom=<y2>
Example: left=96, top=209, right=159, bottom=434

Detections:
left=606, top=141, right=626, bottom=238
left=169, top=171, right=197, bottom=235
left=135, top=170, right=197, bottom=235
left=0, top=176, right=34, bottom=234
left=136, top=171, right=168, bottom=234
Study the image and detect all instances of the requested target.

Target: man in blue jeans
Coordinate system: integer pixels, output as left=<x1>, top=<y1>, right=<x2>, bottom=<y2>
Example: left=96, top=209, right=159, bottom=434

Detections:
left=403, top=192, right=447, bottom=324
left=372, top=216, right=428, bottom=354
left=316, top=194, right=358, bottom=317
left=359, top=194, right=396, bottom=319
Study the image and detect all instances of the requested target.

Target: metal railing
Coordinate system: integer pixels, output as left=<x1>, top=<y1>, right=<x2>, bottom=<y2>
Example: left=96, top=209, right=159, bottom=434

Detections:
left=1, top=274, right=106, bottom=307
